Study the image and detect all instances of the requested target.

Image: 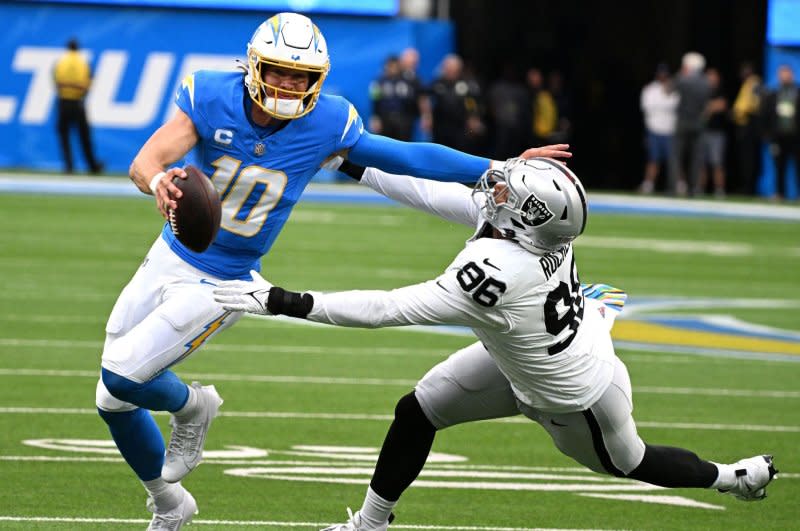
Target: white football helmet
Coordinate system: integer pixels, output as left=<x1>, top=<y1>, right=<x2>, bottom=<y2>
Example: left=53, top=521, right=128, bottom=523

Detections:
left=472, top=157, right=588, bottom=252
left=245, top=13, right=330, bottom=119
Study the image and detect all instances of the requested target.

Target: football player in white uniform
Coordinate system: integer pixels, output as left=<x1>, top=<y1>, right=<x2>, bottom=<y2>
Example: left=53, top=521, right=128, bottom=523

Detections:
left=213, top=158, right=777, bottom=530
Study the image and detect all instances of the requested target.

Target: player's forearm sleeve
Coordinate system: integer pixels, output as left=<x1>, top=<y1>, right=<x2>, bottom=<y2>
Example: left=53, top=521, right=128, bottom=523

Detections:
left=267, top=287, right=314, bottom=318
left=360, top=167, right=480, bottom=227
left=305, top=281, right=508, bottom=330
left=348, top=131, right=490, bottom=183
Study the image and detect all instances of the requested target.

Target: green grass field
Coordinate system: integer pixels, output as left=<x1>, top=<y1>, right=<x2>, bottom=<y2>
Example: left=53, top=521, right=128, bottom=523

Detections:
left=0, top=191, right=798, bottom=530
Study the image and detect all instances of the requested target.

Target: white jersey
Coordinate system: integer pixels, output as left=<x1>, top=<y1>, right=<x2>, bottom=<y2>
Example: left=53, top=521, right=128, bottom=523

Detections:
left=306, top=167, right=615, bottom=412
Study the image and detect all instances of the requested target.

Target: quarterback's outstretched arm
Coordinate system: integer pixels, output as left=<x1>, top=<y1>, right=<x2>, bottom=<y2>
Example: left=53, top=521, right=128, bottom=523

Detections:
left=349, top=134, right=571, bottom=183
left=129, top=108, right=199, bottom=217
left=344, top=144, right=572, bottom=227
left=348, top=132, right=490, bottom=183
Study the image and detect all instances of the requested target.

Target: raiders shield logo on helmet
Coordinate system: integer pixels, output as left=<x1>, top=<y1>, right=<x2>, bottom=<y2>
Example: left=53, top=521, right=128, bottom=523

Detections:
left=519, top=194, right=554, bottom=227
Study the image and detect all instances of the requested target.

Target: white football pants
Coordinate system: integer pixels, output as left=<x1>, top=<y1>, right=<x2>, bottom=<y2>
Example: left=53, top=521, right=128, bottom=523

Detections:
left=415, top=342, right=646, bottom=476
left=95, top=236, right=241, bottom=412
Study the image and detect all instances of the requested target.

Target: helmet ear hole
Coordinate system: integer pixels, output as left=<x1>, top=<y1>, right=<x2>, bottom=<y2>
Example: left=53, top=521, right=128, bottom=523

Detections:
left=560, top=206, right=568, bottom=220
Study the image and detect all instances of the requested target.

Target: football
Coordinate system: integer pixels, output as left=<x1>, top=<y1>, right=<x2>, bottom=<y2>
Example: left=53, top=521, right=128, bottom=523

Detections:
left=167, top=165, right=221, bottom=253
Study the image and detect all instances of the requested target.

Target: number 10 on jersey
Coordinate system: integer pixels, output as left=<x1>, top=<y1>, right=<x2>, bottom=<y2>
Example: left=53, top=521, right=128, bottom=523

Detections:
left=209, top=155, right=288, bottom=237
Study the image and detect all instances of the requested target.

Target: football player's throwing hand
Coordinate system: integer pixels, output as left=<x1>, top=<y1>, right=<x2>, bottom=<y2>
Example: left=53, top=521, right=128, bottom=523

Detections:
left=153, top=167, right=187, bottom=219
left=213, top=270, right=274, bottom=315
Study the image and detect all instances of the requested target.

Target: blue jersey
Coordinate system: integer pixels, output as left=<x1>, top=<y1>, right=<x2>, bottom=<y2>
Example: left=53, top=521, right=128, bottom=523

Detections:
left=162, top=70, right=365, bottom=279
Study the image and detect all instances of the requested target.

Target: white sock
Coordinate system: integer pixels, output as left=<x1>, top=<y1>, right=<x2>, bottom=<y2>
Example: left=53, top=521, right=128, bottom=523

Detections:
left=358, top=486, right=396, bottom=529
left=174, top=385, right=198, bottom=420
left=143, top=478, right=183, bottom=512
left=710, top=462, right=737, bottom=490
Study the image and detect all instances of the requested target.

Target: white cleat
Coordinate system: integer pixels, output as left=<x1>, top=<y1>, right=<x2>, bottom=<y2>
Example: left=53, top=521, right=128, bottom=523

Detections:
left=162, top=382, right=223, bottom=483
left=320, top=508, right=392, bottom=531
left=146, top=485, right=198, bottom=530
left=719, top=454, right=778, bottom=501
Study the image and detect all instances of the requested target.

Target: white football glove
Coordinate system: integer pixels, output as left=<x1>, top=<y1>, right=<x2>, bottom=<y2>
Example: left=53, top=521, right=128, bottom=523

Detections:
left=213, top=270, right=274, bottom=315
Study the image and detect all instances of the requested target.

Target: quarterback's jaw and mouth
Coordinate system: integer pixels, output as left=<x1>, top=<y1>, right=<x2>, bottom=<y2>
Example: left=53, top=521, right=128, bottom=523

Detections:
left=262, top=66, right=310, bottom=100
left=255, top=66, right=312, bottom=118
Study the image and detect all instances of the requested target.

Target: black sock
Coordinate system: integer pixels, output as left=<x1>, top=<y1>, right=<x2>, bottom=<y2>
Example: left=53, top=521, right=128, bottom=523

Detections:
left=628, top=443, right=718, bottom=488
left=369, top=392, right=436, bottom=501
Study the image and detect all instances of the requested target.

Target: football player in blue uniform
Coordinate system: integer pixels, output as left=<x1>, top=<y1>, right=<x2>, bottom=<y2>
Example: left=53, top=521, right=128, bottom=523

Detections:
left=94, top=12, right=571, bottom=530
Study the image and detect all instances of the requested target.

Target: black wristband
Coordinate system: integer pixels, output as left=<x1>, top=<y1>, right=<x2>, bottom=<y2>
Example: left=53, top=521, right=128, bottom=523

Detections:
left=338, top=160, right=366, bottom=181
left=267, top=287, right=314, bottom=318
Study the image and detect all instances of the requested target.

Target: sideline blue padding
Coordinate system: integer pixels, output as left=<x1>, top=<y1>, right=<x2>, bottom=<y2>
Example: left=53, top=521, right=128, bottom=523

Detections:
left=349, top=132, right=490, bottom=183
left=3, top=175, right=800, bottom=221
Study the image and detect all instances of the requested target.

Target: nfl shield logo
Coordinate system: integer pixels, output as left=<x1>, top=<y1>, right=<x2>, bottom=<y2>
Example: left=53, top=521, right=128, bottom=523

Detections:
left=254, top=143, right=265, bottom=156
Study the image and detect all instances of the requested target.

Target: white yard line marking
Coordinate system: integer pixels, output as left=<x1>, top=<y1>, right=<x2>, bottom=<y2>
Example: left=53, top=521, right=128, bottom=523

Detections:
left=0, top=338, right=446, bottom=357
left=0, top=455, right=592, bottom=473
left=577, top=236, right=753, bottom=256
left=0, top=314, right=102, bottom=324
left=630, top=421, right=800, bottom=432
left=0, top=368, right=418, bottom=387
left=619, top=354, right=696, bottom=363
left=0, top=407, right=796, bottom=433
left=9, top=454, right=795, bottom=479
left=0, top=516, right=622, bottom=530
left=577, top=494, right=724, bottom=511
left=634, top=386, right=800, bottom=398
left=0, top=368, right=796, bottom=398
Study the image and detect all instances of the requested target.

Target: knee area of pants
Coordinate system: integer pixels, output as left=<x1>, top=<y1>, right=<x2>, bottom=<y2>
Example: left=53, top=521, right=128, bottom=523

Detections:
left=101, top=368, right=142, bottom=402
left=102, top=337, right=136, bottom=365
left=394, top=392, right=437, bottom=433
left=394, top=393, right=420, bottom=417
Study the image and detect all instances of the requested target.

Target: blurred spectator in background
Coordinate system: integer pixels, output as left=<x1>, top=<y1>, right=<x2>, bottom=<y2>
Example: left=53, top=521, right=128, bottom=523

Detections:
left=429, top=54, right=485, bottom=153
left=732, top=62, right=763, bottom=195
left=53, top=38, right=103, bottom=174
left=638, top=63, right=678, bottom=194
left=461, top=62, right=488, bottom=155
left=669, top=52, right=711, bottom=196
left=526, top=68, right=558, bottom=146
left=698, top=68, right=728, bottom=198
left=548, top=70, right=572, bottom=143
left=369, top=55, right=418, bottom=141
left=761, top=64, right=800, bottom=201
left=399, top=47, right=432, bottom=135
left=487, top=63, right=528, bottom=159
